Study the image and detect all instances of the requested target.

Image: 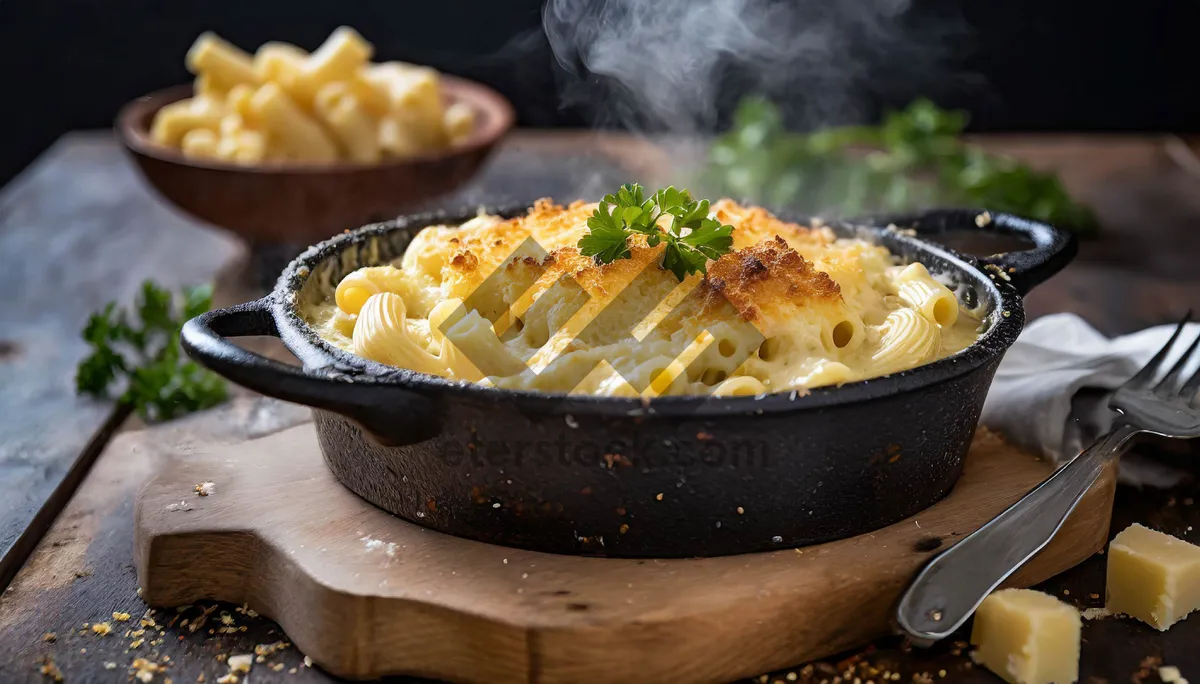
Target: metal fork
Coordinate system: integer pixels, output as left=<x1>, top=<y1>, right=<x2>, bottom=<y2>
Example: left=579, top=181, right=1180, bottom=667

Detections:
left=896, top=313, right=1200, bottom=645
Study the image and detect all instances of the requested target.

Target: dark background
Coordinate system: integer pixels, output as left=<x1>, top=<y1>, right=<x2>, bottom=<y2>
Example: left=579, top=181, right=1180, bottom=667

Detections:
left=0, top=0, right=1196, bottom=187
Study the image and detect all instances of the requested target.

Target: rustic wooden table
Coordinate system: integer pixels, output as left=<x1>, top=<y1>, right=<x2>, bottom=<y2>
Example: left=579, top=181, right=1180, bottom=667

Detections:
left=2, top=130, right=1199, bottom=683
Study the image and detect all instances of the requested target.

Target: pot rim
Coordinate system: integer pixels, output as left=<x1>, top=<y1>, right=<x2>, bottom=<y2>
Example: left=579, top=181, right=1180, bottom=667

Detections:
left=263, top=204, right=1032, bottom=417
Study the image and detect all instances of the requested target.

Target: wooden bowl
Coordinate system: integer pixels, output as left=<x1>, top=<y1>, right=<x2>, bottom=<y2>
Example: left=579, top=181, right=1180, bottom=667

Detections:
left=117, top=77, right=514, bottom=244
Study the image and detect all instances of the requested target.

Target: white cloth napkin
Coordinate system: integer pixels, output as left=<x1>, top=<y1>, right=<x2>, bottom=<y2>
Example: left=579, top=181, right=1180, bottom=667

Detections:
left=981, top=313, right=1200, bottom=488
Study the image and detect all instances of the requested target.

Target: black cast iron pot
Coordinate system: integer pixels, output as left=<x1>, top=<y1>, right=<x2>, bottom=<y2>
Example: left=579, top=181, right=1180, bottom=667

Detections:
left=181, top=207, right=1074, bottom=558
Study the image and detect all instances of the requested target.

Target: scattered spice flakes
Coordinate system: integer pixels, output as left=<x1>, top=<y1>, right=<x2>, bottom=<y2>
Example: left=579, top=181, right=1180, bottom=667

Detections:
left=189, top=605, right=219, bottom=633
left=195, top=481, right=216, bottom=497
left=92, top=621, right=113, bottom=636
left=113, top=611, right=132, bottom=622
left=38, top=656, right=64, bottom=682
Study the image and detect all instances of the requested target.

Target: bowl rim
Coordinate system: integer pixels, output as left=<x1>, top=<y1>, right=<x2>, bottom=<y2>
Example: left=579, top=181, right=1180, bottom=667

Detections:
left=262, top=205, right=1029, bottom=416
left=116, top=74, right=515, bottom=174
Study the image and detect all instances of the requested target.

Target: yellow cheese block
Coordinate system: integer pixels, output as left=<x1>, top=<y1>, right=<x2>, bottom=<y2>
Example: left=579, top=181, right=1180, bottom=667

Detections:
left=1107, top=523, right=1200, bottom=630
left=970, top=588, right=1080, bottom=684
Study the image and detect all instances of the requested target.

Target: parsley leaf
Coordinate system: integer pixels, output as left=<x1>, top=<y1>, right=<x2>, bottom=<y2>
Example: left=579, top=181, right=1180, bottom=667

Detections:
left=76, top=281, right=227, bottom=422
left=578, top=184, right=736, bottom=281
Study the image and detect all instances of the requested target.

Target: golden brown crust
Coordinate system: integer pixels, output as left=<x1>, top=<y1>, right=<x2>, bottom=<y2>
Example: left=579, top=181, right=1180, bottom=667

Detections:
left=694, top=236, right=841, bottom=322
left=436, top=198, right=839, bottom=318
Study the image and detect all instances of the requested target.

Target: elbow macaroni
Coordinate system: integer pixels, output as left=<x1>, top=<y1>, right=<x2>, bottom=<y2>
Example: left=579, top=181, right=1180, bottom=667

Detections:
left=151, top=27, right=477, bottom=165
left=306, top=200, right=983, bottom=396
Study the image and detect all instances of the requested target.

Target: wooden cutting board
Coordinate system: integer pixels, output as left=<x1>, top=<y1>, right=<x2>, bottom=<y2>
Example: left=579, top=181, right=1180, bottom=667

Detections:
left=134, top=425, right=1115, bottom=684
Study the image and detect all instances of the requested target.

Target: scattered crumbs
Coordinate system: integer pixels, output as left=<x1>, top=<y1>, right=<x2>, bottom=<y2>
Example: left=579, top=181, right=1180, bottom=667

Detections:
left=166, top=500, right=193, bottom=512
left=271, top=663, right=286, bottom=672
left=215, top=654, right=227, bottom=663
left=1089, top=593, right=1100, bottom=599
left=198, top=674, right=206, bottom=683
left=1063, top=589, right=1070, bottom=596
left=975, top=211, right=992, bottom=227
left=619, top=524, right=630, bottom=534
left=737, top=506, right=745, bottom=515
left=74, top=569, right=92, bottom=578
left=1002, top=310, right=1011, bottom=318
left=1082, top=606, right=1112, bottom=620
left=215, top=675, right=238, bottom=684
left=194, top=481, right=216, bottom=496
left=137, top=586, right=143, bottom=597
left=37, top=656, right=63, bottom=682
left=656, top=493, right=664, bottom=501
left=938, top=671, right=947, bottom=678
left=92, top=622, right=113, bottom=636
left=41, top=632, right=56, bottom=642
left=113, top=611, right=132, bottom=622
left=564, top=414, right=579, bottom=429
left=80, top=648, right=87, bottom=654
left=772, top=535, right=783, bottom=543
left=289, top=668, right=297, bottom=674
left=503, top=558, right=508, bottom=564
left=131, top=638, right=145, bottom=648
left=254, top=641, right=287, bottom=658
left=220, top=612, right=235, bottom=626
left=104, top=662, right=118, bottom=670
left=492, top=503, right=501, bottom=508
left=228, top=654, right=253, bottom=674
left=132, top=657, right=162, bottom=682
left=304, top=656, right=313, bottom=668
left=787, top=673, right=798, bottom=682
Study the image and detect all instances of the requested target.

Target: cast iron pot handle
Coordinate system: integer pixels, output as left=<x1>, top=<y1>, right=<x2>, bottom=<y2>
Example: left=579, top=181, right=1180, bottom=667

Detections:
left=898, top=209, right=1077, bottom=296
left=180, top=299, right=441, bottom=447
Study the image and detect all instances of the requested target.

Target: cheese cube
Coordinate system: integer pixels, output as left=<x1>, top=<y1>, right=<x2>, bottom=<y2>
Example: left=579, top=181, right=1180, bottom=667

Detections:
left=970, top=589, right=1080, bottom=684
left=1107, top=523, right=1200, bottom=630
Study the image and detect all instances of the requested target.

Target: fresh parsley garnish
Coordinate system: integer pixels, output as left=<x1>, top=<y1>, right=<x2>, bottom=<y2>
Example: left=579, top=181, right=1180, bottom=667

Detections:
left=703, top=97, right=1098, bottom=235
left=76, top=281, right=227, bottom=422
left=578, top=183, right=735, bottom=281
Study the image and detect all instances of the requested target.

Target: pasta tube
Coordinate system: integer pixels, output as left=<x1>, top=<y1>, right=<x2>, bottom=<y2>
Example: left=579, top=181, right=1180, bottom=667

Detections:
left=895, top=262, right=959, bottom=327
left=186, top=32, right=261, bottom=88
left=249, top=83, right=338, bottom=162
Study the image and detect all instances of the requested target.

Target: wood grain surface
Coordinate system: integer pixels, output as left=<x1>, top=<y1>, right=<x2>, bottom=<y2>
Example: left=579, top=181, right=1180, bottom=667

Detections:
left=0, top=132, right=240, bottom=590
left=132, top=424, right=1114, bottom=683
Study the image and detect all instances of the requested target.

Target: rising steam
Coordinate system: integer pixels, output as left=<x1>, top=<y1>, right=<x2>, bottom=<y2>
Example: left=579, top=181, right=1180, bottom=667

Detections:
left=543, top=0, right=972, bottom=134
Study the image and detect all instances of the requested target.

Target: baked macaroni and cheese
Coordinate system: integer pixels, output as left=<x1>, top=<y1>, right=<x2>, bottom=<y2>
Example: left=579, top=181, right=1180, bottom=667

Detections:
left=307, top=197, right=981, bottom=397
left=151, top=27, right=473, bottom=164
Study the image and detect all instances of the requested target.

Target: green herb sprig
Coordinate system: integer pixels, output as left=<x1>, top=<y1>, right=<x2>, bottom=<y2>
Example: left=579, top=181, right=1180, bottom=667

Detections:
left=76, top=281, right=227, bottom=422
left=703, top=98, right=1098, bottom=235
left=578, top=183, right=735, bottom=280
